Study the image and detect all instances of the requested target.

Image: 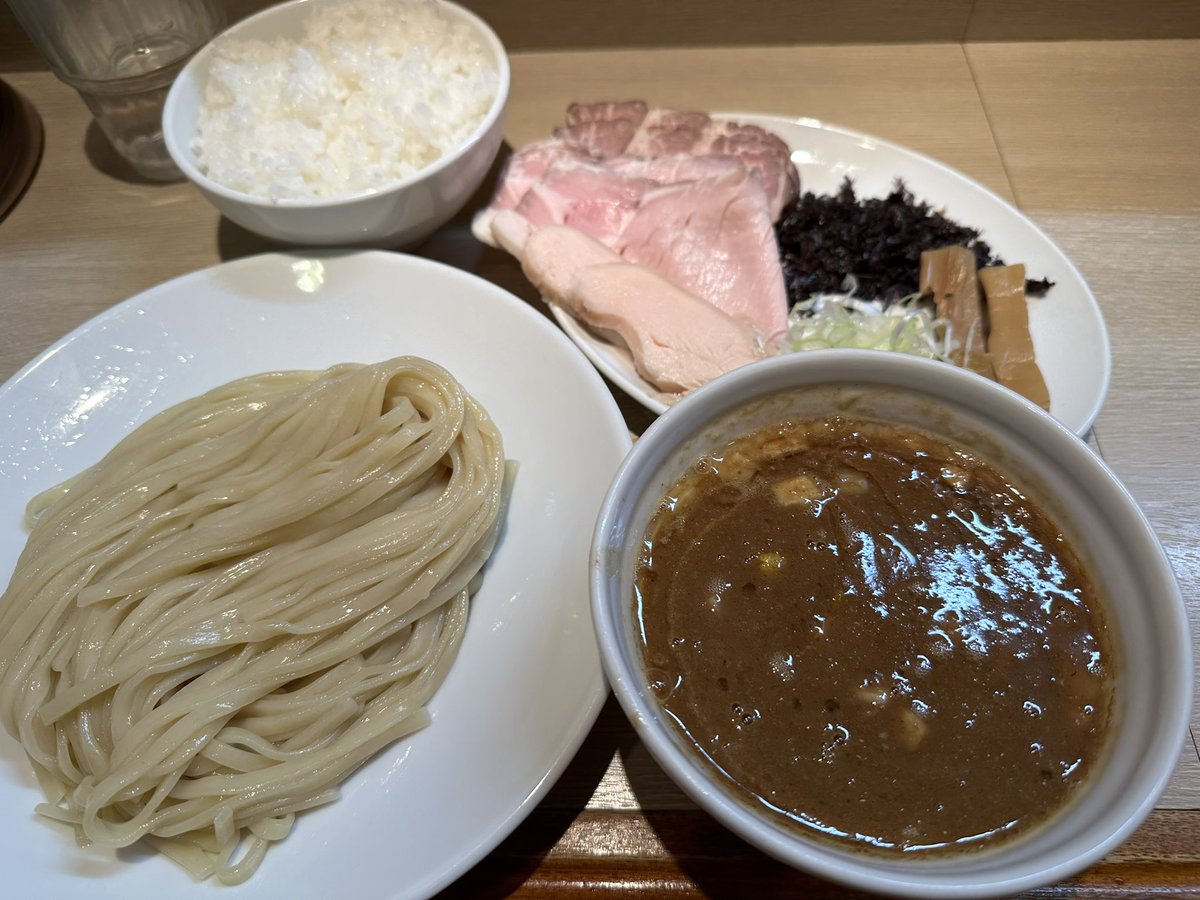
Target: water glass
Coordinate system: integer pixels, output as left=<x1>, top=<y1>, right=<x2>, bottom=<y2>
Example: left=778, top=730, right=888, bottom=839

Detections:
left=5, top=0, right=225, bottom=180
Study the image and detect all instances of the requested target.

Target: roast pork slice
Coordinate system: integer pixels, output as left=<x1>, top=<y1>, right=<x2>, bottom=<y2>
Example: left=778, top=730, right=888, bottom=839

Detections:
left=555, top=118, right=638, bottom=158
left=471, top=138, right=595, bottom=245
left=495, top=155, right=743, bottom=248
left=695, top=121, right=799, bottom=220
left=513, top=160, right=653, bottom=246
left=564, top=107, right=710, bottom=159
left=606, top=153, right=744, bottom=183
left=501, top=220, right=762, bottom=393
left=565, top=100, right=649, bottom=128
left=474, top=103, right=801, bottom=247
left=621, top=111, right=798, bottom=219
left=615, top=169, right=790, bottom=347
left=555, top=101, right=650, bottom=157
left=624, top=108, right=712, bottom=156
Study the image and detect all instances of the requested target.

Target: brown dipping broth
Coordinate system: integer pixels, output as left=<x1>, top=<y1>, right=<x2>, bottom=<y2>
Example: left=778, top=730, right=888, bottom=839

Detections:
left=635, top=415, right=1113, bottom=855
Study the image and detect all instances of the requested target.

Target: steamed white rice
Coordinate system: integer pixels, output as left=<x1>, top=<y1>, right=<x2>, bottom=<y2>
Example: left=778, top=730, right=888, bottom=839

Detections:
left=193, top=0, right=498, bottom=201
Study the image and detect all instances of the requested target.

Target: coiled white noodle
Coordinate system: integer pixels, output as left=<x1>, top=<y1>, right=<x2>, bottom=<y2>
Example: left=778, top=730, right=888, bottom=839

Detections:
left=0, top=357, right=505, bottom=884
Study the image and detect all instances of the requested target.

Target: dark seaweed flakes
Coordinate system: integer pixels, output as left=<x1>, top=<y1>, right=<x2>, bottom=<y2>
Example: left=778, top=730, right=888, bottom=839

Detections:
left=775, top=178, right=1053, bottom=307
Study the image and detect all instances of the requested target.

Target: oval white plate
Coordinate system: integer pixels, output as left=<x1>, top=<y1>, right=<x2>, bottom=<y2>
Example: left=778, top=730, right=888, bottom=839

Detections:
left=0, top=252, right=631, bottom=900
left=550, top=113, right=1111, bottom=436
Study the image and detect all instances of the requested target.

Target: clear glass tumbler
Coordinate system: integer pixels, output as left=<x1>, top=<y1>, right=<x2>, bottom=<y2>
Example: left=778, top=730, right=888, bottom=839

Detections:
left=5, top=0, right=225, bottom=180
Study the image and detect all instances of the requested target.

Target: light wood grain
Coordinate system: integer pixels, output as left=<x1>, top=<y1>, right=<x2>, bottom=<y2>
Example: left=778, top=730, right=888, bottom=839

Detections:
left=966, top=40, right=1200, bottom=211
left=1166, top=739, right=1200, bottom=808
left=0, top=75, right=223, bottom=382
left=1029, top=211, right=1200, bottom=738
left=444, top=0, right=977, bottom=51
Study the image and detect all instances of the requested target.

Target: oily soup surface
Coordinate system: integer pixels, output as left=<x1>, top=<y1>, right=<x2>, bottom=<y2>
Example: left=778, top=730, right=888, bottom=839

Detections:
left=635, top=416, right=1112, bottom=853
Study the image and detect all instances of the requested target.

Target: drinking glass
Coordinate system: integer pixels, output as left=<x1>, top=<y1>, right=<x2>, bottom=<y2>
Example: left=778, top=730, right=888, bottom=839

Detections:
left=5, top=0, right=225, bottom=180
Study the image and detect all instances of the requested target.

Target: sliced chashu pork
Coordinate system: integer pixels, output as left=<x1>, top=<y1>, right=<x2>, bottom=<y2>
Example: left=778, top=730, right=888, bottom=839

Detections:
left=490, top=162, right=788, bottom=348
left=622, top=108, right=713, bottom=155
left=693, top=120, right=800, bottom=220
left=615, top=168, right=789, bottom=346
left=470, top=138, right=592, bottom=243
left=493, top=211, right=761, bottom=393
left=478, top=151, right=743, bottom=245
left=566, top=100, right=649, bottom=128
left=606, top=153, right=743, bottom=183
left=477, top=102, right=799, bottom=232
left=474, top=143, right=747, bottom=246
left=562, top=104, right=799, bottom=219
left=556, top=118, right=639, bottom=158
left=512, top=160, right=653, bottom=246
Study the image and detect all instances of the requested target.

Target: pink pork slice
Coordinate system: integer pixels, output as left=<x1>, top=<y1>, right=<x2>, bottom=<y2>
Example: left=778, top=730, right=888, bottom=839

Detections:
left=504, top=154, right=743, bottom=247
left=624, top=114, right=796, bottom=219
left=694, top=120, right=799, bottom=220
left=501, top=217, right=762, bottom=393
left=474, top=105, right=800, bottom=245
left=470, top=138, right=593, bottom=244
left=565, top=100, right=649, bottom=128
left=555, top=118, right=639, bottom=158
left=623, top=108, right=712, bottom=156
left=605, top=153, right=744, bottom=183
left=614, top=168, right=790, bottom=347
left=555, top=101, right=652, bottom=156
left=513, top=160, right=654, bottom=246
left=492, top=162, right=788, bottom=346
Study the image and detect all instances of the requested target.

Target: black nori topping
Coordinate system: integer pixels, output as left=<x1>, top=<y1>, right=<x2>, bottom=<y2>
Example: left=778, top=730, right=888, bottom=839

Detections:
left=775, top=178, right=1054, bottom=308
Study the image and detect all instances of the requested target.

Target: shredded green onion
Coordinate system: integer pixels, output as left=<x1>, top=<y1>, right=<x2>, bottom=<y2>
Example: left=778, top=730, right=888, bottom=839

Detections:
left=787, top=293, right=950, bottom=361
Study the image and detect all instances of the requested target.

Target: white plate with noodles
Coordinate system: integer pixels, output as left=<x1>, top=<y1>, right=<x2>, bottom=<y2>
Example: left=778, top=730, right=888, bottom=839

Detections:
left=549, top=113, right=1111, bottom=437
left=0, top=252, right=632, bottom=899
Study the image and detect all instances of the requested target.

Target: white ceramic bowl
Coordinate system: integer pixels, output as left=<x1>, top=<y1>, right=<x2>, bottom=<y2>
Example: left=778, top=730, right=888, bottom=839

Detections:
left=591, top=350, right=1192, bottom=898
left=162, top=0, right=509, bottom=246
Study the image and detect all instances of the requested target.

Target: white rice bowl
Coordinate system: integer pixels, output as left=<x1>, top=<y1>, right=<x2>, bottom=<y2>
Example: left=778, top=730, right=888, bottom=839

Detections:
left=192, top=0, right=499, bottom=201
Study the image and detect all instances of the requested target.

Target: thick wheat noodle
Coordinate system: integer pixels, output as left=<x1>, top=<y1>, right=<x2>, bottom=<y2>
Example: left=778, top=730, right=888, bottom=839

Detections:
left=0, top=356, right=505, bottom=884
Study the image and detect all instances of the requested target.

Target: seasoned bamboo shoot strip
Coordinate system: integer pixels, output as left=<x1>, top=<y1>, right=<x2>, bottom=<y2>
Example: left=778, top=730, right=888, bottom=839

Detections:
left=980, top=264, right=1051, bottom=411
left=919, top=245, right=993, bottom=379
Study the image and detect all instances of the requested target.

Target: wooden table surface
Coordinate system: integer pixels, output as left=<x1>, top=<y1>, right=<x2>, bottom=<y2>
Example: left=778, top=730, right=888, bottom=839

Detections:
left=2, top=36, right=1199, bottom=898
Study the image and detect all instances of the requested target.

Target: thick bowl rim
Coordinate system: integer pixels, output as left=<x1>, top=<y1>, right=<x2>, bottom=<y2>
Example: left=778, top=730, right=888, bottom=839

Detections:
left=162, top=0, right=510, bottom=209
left=589, top=349, right=1192, bottom=898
